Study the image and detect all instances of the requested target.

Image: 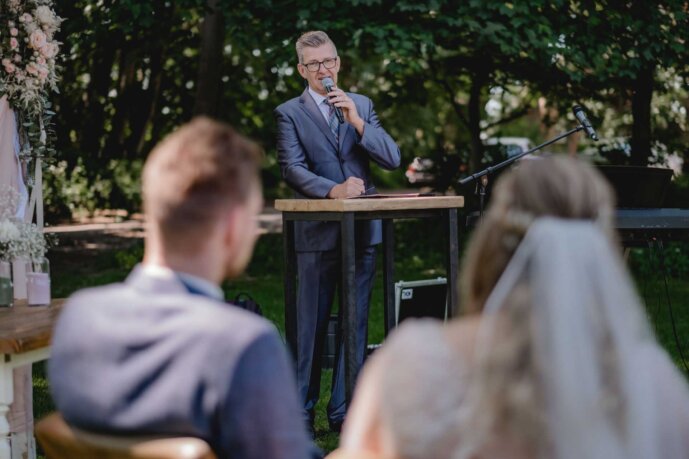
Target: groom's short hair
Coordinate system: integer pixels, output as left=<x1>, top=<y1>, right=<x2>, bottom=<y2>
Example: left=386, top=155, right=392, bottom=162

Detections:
left=142, top=117, right=262, bottom=250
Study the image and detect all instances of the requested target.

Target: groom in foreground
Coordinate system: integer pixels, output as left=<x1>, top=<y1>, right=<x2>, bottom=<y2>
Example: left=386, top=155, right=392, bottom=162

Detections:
left=49, top=118, right=316, bottom=459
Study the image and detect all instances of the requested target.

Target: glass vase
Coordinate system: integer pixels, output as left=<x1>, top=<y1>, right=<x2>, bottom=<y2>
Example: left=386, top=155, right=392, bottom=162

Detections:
left=26, top=257, right=50, bottom=306
left=12, top=258, right=27, bottom=300
left=0, top=261, right=12, bottom=307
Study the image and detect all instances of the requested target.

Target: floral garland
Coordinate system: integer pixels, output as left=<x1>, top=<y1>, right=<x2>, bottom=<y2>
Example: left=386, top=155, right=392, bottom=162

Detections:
left=0, top=0, right=62, bottom=159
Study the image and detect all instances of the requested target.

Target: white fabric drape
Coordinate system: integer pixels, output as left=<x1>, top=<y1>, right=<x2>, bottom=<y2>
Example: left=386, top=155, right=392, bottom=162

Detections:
left=0, top=95, right=27, bottom=220
left=0, top=95, right=35, bottom=456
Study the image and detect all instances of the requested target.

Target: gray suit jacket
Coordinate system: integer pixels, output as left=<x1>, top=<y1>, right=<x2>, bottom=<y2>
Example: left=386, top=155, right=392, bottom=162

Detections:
left=275, top=88, right=401, bottom=251
left=49, top=266, right=313, bottom=459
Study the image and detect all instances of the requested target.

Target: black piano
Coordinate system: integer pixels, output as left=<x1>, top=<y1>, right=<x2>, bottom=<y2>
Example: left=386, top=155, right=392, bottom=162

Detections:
left=600, top=166, right=689, bottom=245
left=616, top=208, right=689, bottom=245
left=466, top=165, right=689, bottom=244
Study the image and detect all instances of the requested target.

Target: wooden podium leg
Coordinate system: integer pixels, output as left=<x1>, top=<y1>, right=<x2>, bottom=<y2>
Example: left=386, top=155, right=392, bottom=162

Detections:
left=340, top=213, right=357, bottom=403
left=383, top=219, right=395, bottom=335
left=445, top=208, right=459, bottom=318
left=282, top=217, right=298, bottom=362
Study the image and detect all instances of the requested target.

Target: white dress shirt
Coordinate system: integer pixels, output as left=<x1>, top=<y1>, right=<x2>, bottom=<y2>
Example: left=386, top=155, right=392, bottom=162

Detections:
left=308, top=86, right=331, bottom=123
left=141, top=263, right=224, bottom=301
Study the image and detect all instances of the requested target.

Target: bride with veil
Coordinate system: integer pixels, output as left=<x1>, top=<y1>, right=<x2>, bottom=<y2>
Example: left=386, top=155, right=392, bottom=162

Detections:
left=331, top=156, right=689, bottom=459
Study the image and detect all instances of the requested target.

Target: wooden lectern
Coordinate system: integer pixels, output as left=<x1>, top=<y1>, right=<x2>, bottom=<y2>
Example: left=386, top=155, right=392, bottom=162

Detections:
left=275, top=195, right=464, bottom=402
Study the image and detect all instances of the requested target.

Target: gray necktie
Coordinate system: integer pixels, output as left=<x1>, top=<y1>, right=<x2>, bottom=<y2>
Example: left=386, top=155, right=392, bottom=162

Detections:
left=324, top=99, right=339, bottom=140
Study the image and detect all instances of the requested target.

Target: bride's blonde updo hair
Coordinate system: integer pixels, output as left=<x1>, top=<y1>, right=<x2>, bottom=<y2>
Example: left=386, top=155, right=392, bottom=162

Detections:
left=456, top=155, right=618, bottom=458
left=460, top=155, right=616, bottom=314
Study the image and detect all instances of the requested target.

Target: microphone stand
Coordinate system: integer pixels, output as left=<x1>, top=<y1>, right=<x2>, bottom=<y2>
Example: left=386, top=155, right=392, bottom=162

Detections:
left=459, top=125, right=586, bottom=220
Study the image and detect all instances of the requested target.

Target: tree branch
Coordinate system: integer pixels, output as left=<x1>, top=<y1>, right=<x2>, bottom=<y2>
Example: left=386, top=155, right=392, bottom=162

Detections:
left=484, top=103, right=532, bottom=130
left=428, top=57, right=470, bottom=128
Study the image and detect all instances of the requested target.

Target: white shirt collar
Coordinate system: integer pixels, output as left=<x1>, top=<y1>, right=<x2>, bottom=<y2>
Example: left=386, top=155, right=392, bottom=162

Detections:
left=308, top=86, right=328, bottom=106
left=141, top=263, right=224, bottom=301
left=308, top=86, right=332, bottom=123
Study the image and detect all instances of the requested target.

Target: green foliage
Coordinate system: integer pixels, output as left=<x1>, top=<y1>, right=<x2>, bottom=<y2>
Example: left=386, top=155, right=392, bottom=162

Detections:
left=43, top=0, right=689, bottom=217
left=114, top=241, right=144, bottom=271
left=44, top=158, right=111, bottom=219
left=666, top=175, right=689, bottom=208
left=551, top=1, right=689, bottom=165
left=630, top=243, right=689, bottom=280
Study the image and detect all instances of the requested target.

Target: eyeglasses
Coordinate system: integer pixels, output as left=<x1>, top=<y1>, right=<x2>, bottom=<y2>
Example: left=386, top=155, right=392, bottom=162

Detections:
left=302, top=57, right=338, bottom=73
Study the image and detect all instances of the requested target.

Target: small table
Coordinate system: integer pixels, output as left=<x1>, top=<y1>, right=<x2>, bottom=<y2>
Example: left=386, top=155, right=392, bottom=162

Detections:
left=276, top=196, right=464, bottom=402
left=0, top=299, right=64, bottom=459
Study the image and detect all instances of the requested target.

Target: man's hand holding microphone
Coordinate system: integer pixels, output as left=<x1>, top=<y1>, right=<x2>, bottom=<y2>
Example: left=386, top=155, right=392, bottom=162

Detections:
left=322, top=77, right=365, bottom=136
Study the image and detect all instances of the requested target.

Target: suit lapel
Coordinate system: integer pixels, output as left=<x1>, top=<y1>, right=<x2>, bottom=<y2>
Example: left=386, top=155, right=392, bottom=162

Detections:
left=299, top=89, right=338, bottom=150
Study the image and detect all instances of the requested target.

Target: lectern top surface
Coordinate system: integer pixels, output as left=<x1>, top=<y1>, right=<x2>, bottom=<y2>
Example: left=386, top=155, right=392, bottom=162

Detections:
left=274, top=195, right=464, bottom=213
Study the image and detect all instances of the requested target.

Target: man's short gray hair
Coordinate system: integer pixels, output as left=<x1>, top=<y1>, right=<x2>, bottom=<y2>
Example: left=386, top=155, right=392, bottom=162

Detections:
left=295, top=30, right=337, bottom=63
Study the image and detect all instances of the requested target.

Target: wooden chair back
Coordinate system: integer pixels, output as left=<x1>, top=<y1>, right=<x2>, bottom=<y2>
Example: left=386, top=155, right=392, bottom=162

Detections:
left=326, top=449, right=386, bottom=459
left=35, top=413, right=217, bottom=459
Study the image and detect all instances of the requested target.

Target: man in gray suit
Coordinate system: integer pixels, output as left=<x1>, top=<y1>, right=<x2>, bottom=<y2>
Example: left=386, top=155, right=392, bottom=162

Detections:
left=275, top=30, right=401, bottom=433
left=49, top=118, right=315, bottom=459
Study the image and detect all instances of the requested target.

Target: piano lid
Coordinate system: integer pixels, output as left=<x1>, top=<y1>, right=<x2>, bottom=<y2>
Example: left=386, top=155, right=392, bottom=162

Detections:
left=597, top=165, right=673, bottom=208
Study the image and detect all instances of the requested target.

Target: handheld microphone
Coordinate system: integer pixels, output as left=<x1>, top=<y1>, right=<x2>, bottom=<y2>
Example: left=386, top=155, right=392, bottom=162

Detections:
left=572, top=105, right=599, bottom=141
left=321, top=77, right=345, bottom=124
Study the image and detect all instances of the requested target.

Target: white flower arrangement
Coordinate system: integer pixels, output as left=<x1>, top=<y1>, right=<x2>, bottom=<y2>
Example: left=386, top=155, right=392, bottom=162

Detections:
left=0, top=0, right=62, bottom=159
left=0, top=219, right=20, bottom=242
left=0, top=185, right=53, bottom=261
left=0, top=219, right=48, bottom=260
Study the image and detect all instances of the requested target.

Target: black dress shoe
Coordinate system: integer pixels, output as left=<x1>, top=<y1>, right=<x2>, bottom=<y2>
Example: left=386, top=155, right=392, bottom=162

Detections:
left=328, top=419, right=343, bottom=433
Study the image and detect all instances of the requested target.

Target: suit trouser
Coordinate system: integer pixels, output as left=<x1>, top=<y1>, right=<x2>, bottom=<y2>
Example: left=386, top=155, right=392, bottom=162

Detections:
left=296, top=246, right=376, bottom=424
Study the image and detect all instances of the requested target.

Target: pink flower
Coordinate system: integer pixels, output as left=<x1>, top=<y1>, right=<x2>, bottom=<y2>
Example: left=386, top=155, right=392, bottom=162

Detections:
left=10, top=28, right=18, bottom=37
left=13, top=55, right=21, bottom=63
left=4, top=62, right=16, bottom=74
left=36, top=57, right=45, bottom=65
left=29, top=30, right=47, bottom=50
left=40, top=42, right=58, bottom=59
left=10, top=38, right=18, bottom=50
left=6, top=1, right=20, bottom=13
left=20, top=13, right=33, bottom=23
left=26, top=62, right=38, bottom=75
left=37, top=65, right=48, bottom=81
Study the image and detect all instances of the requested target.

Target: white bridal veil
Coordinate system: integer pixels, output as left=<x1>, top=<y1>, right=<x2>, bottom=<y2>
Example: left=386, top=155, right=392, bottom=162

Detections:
left=474, top=218, right=689, bottom=459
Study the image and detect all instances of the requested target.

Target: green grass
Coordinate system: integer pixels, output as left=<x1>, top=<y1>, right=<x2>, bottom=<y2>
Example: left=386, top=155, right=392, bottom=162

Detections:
left=34, top=223, right=689, bottom=455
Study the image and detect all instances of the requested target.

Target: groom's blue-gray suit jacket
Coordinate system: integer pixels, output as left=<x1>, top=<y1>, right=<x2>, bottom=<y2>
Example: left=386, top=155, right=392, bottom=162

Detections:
left=275, top=88, right=401, bottom=251
left=48, top=267, right=314, bottom=459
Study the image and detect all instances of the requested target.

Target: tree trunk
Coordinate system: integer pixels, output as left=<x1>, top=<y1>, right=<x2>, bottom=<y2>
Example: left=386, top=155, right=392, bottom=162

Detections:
left=80, top=41, right=118, bottom=163
left=137, top=65, right=166, bottom=156
left=103, top=47, right=138, bottom=161
left=630, top=64, right=654, bottom=166
left=128, top=52, right=164, bottom=157
left=193, top=0, right=225, bottom=117
left=468, top=70, right=486, bottom=173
